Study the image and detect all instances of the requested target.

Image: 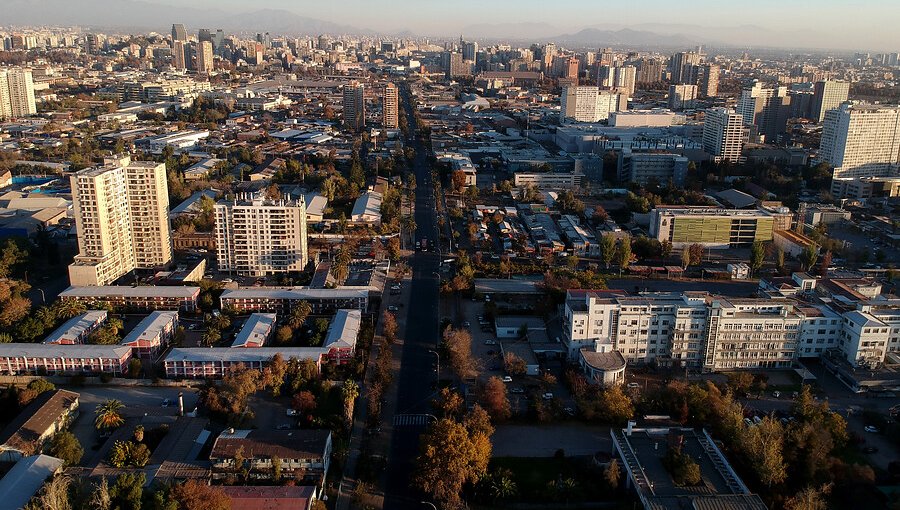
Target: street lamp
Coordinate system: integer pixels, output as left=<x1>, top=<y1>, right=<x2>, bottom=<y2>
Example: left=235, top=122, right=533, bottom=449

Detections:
left=428, top=349, right=440, bottom=379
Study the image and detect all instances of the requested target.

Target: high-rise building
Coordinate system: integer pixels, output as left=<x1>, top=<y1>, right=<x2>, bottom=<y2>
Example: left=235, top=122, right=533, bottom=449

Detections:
left=598, top=48, right=615, bottom=67
left=820, top=103, right=900, bottom=182
left=811, top=80, right=850, bottom=122
left=635, top=58, right=664, bottom=84
left=172, top=40, right=187, bottom=70
left=698, top=64, right=720, bottom=97
left=461, top=40, right=478, bottom=62
left=667, top=84, right=698, bottom=110
left=443, top=51, right=468, bottom=78
left=670, top=51, right=701, bottom=84
left=343, top=82, right=366, bottom=132
left=703, top=107, right=745, bottom=163
left=171, top=24, right=187, bottom=42
left=84, top=33, right=101, bottom=54
left=215, top=194, right=308, bottom=276
left=69, top=156, right=173, bottom=286
left=198, top=29, right=212, bottom=43
left=737, top=81, right=792, bottom=141
left=560, top=86, right=622, bottom=123
left=383, top=83, right=398, bottom=129
left=197, top=40, right=214, bottom=74
left=0, top=68, right=36, bottom=119
left=611, top=65, right=636, bottom=97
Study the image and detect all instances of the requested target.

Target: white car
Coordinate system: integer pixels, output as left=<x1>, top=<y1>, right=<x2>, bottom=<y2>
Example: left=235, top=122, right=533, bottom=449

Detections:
left=627, top=382, right=640, bottom=389
left=501, top=376, right=513, bottom=383
left=864, top=425, right=879, bottom=433
left=388, top=305, right=399, bottom=312
left=542, top=392, right=554, bottom=400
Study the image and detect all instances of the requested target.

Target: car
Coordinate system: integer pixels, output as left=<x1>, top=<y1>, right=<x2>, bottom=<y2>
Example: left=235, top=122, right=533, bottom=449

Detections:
left=388, top=305, right=399, bottom=312
left=792, top=391, right=799, bottom=398
left=222, top=278, right=233, bottom=284
left=862, top=446, right=879, bottom=454
left=864, top=425, right=879, bottom=433
left=744, top=418, right=753, bottom=427
left=188, top=323, right=198, bottom=330
left=160, top=399, right=173, bottom=407
left=276, top=424, right=291, bottom=430
left=510, top=387, right=525, bottom=394
left=286, top=409, right=299, bottom=416
left=627, top=382, right=641, bottom=389
left=542, top=392, right=554, bottom=400
left=564, top=407, right=576, bottom=416
left=772, top=391, right=781, bottom=398
left=502, top=376, right=513, bottom=383
left=484, top=340, right=497, bottom=345
left=462, top=321, right=471, bottom=327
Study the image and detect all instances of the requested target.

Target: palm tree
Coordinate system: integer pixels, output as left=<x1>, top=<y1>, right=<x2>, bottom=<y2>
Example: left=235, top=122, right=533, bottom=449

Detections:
left=288, top=301, right=312, bottom=330
left=52, top=299, right=86, bottom=320
left=94, top=399, right=125, bottom=431
left=491, top=472, right=518, bottom=502
left=106, top=315, right=124, bottom=335
left=133, top=425, right=144, bottom=443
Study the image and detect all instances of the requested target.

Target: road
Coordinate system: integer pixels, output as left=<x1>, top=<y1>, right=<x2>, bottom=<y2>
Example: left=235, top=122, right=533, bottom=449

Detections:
left=383, top=83, right=442, bottom=509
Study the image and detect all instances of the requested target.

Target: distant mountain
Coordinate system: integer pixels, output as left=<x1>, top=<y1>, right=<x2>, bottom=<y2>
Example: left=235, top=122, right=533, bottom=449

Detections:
left=552, top=28, right=700, bottom=48
left=459, top=22, right=561, bottom=40
left=3, top=0, right=361, bottom=35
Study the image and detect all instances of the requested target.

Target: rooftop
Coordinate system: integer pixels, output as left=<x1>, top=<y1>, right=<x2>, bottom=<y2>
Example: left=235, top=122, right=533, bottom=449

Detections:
left=60, top=286, right=200, bottom=299
left=231, top=313, right=277, bottom=348
left=0, top=390, right=80, bottom=455
left=580, top=349, right=627, bottom=372
left=120, top=311, right=178, bottom=346
left=323, top=309, right=361, bottom=351
left=219, top=485, right=316, bottom=510
left=0, top=455, right=63, bottom=510
left=210, top=429, right=330, bottom=461
left=42, top=310, right=107, bottom=344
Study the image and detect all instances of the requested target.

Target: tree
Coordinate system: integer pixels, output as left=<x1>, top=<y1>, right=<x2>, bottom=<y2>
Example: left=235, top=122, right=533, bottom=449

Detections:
left=49, top=431, right=83, bottom=466
left=95, top=399, right=125, bottom=431
left=688, top=243, right=705, bottom=266
left=202, top=365, right=262, bottom=424
left=740, top=416, right=787, bottom=487
left=819, top=250, right=832, bottom=276
left=34, top=474, right=71, bottom=510
left=342, top=380, right=359, bottom=427
left=433, top=387, right=464, bottom=419
left=382, top=310, right=398, bottom=341
left=663, top=446, right=701, bottom=486
left=488, top=469, right=518, bottom=502
left=169, top=480, right=231, bottom=510
left=444, top=327, right=477, bottom=379
left=776, top=247, right=785, bottom=270
left=615, top=240, right=632, bottom=274
left=785, top=484, right=831, bottom=510
left=503, top=352, right=526, bottom=376
left=604, top=458, right=621, bottom=490
left=600, top=235, right=616, bottom=269
left=288, top=301, right=312, bottom=330
left=27, top=378, right=55, bottom=395
left=801, top=242, right=819, bottom=271
left=413, top=416, right=492, bottom=508
left=480, top=377, right=511, bottom=421
left=292, top=390, right=317, bottom=415
left=750, top=241, right=765, bottom=275
left=681, top=248, right=692, bottom=269
left=275, top=325, right=294, bottom=344
left=89, top=477, right=112, bottom=510
left=109, top=473, right=144, bottom=510
left=271, top=455, right=282, bottom=481
left=133, top=425, right=144, bottom=443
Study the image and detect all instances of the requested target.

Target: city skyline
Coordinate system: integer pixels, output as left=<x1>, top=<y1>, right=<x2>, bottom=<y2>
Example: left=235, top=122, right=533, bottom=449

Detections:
left=4, top=0, right=900, bottom=51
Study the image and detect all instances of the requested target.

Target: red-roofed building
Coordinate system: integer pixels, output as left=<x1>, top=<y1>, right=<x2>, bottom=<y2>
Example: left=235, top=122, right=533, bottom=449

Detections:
left=219, top=485, right=316, bottom=510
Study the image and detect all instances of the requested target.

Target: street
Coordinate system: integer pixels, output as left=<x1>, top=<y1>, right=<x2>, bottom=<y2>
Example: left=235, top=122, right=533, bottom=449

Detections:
left=383, top=83, right=443, bottom=509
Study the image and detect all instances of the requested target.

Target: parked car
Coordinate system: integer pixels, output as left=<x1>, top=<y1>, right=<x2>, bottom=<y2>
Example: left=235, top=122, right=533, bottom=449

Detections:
left=484, top=340, right=497, bottom=345
left=510, top=387, right=525, bottom=394
left=772, top=391, right=781, bottom=398
left=502, top=376, right=513, bottom=383
left=276, top=423, right=291, bottom=430
left=627, top=382, right=641, bottom=389
left=542, top=392, right=554, bottom=400
left=388, top=305, right=399, bottom=312
left=864, top=425, right=879, bottom=433
left=286, top=409, right=298, bottom=416
left=160, top=399, right=173, bottom=407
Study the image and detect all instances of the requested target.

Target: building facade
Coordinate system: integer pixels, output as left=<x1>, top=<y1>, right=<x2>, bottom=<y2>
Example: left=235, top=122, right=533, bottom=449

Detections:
left=342, top=82, right=365, bottom=131
left=382, top=82, right=398, bottom=129
left=0, top=68, right=36, bottom=120
left=215, top=194, right=308, bottom=276
left=702, top=108, right=745, bottom=163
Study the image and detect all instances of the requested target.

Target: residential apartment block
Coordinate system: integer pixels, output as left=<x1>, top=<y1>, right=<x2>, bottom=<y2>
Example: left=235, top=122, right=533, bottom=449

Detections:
left=68, top=156, right=173, bottom=286
left=0, top=68, right=36, bottom=120
left=215, top=194, right=308, bottom=276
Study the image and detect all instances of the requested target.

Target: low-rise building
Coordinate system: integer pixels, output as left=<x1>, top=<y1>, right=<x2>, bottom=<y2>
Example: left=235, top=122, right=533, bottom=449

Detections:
left=0, top=344, right=132, bottom=376
left=42, top=310, right=107, bottom=345
left=0, top=390, right=79, bottom=461
left=219, top=486, right=317, bottom=510
left=231, top=313, right=277, bottom=348
left=59, top=286, right=200, bottom=311
left=219, top=287, right=368, bottom=314
left=119, top=311, right=178, bottom=359
left=649, top=206, right=789, bottom=249
left=210, top=429, right=332, bottom=485
left=0, top=455, right=64, bottom=510
left=350, top=191, right=382, bottom=224
left=579, top=349, right=626, bottom=386
left=164, top=347, right=326, bottom=378
left=322, top=309, right=360, bottom=364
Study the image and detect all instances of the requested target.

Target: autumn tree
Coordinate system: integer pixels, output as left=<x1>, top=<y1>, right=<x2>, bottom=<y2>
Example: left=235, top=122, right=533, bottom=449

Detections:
left=292, top=390, right=317, bottom=415
left=170, top=479, right=231, bottom=510
left=444, top=327, right=477, bottom=379
left=740, top=416, right=787, bottom=487
left=750, top=241, right=766, bottom=275
left=480, top=376, right=511, bottom=421
left=382, top=310, right=398, bottom=342
left=201, top=365, right=262, bottom=424
left=600, top=235, right=616, bottom=269
left=688, top=243, right=705, bottom=266
left=433, top=387, right=464, bottom=420
left=503, top=352, right=527, bottom=376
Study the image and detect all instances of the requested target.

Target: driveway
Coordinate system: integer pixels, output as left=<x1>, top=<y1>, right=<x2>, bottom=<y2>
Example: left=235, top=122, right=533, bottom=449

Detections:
left=492, top=424, right=611, bottom=457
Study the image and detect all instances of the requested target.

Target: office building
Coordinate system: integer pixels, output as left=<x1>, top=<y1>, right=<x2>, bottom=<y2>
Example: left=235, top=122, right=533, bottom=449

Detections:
left=635, top=58, right=664, bottom=84
left=667, top=84, right=697, bottom=110
left=196, top=40, right=214, bottom=74
left=737, top=81, right=792, bottom=141
left=461, top=40, right=478, bottom=62
left=172, top=40, right=186, bottom=70
left=698, top=64, right=719, bottom=97
left=383, top=82, right=398, bottom=129
left=171, top=23, right=187, bottom=42
left=215, top=194, right=308, bottom=276
left=811, top=80, right=850, bottom=122
left=444, top=51, right=469, bottom=78
left=617, top=149, right=689, bottom=186
left=342, top=82, right=365, bottom=132
left=702, top=107, right=745, bottom=163
left=560, top=86, right=622, bottom=123
left=819, top=103, right=900, bottom=182
left=68, top=156, right=173, bottom=286
left=0, top=68, right=36, bottom=120
left=649, top=206, right=787, bottom=249
left=564, top=57, right=580, bottom=80
left=669, top=51, right=701, bottom=84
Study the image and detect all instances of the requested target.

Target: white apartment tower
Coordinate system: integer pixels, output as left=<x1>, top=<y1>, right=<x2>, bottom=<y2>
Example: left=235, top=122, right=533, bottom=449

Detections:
left=215, top=194, right=308, bottom=276
left=172, top=40, right=187, bottom=71
left=811, top=80, right=850, bottom=122
left=560, top=86, right=622, bottom=123
left=383, top=82, right=398, bottom=129
left=197, top=40, right=214, bottom=74
left=0, top=68, right=37, bottom=120
left=69, top=156, right=173, bottom=286
left=819, top=103, right=900, bottom=181
left=702, top=107, right=745, bottom=163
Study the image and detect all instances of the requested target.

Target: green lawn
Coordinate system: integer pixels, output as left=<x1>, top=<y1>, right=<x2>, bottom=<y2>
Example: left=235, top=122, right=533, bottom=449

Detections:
left=490, top=456, right=620, bottom=503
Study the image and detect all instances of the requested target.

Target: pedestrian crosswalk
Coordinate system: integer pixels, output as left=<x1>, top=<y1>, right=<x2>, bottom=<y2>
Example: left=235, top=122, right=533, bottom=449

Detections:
left=393, top=414, right=435, bottom=427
